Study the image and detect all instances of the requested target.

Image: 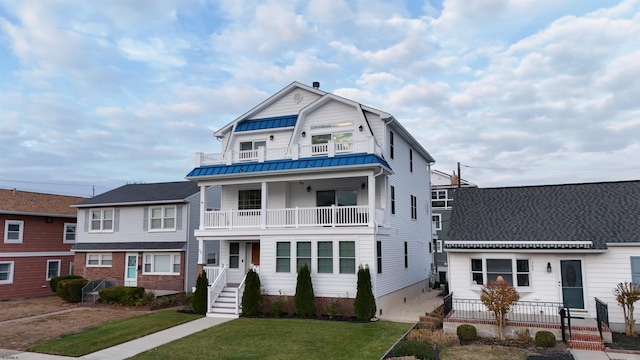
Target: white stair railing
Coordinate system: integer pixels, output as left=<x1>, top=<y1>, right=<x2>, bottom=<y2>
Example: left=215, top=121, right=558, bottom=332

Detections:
left=208, top=264, right=228, bottom=312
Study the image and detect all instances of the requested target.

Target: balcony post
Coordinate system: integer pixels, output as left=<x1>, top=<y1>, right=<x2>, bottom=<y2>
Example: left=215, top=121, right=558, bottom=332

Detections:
left=368, top=174, right=375, bottom=227
left=198, top=238, right=204, bottom=264
left=261, top=182, right=267, bottom=229
left=292, top=145, right=299, bottom=160
left=196, top=152, right=203, bottom=167
left=226, top=151, right=233, bottom=165
left=368, top=137, right=375, bottom=154
left=258, top=146, right=265, bottom=163
left=199, top=185, right=207, bottom=230
left=328, top=140, right=335, bottom=157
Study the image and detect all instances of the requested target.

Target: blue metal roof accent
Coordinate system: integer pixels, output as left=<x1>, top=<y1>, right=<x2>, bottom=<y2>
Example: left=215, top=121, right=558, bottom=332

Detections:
left=235, top=115, right=298, bottom=132
left=186, top=153, right=391, bottom=178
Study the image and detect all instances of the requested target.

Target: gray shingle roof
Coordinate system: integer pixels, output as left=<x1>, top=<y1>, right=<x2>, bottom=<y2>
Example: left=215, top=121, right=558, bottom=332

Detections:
left=73, top=181, right=199, bottom=207
left=448, top=180, right=640, bottom=250
left=72, top=242, right=186, bottom=251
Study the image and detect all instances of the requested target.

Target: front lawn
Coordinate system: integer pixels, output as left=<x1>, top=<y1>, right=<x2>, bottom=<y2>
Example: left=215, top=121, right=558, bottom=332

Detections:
left=28, top=310, right=202, bottom=356
left=130, top=318, right=411, bottom=360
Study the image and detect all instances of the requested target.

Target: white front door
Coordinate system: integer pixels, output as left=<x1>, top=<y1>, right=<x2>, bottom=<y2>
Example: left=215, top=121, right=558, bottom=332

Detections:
left=124, top=253, right=138, bottom=287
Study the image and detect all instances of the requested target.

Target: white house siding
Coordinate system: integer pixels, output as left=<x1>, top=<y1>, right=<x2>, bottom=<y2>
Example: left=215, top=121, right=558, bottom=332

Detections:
left=77, top=205, right=188, bottom=243
left=250, top=88, right=321, bottom=119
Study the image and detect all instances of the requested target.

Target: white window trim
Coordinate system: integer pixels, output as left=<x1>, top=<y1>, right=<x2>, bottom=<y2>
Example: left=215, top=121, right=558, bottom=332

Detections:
left=432, top=214, right=442, bottom=231
left=63, top=223, right=77, bottom=244
left=436, top=240, right=443, bottom=253
left=86, top=253, right=113, bottom=267
left=143, top=253, right=181, bottom=275
left=89, top=209, right=114, bottom=233
left=469, top=257, right=532, bottom=290
left=148, top=206, right=177, bottom=232
left=4, top=220, right=24, bottom=243
left=46, top=259, right=61, bottom=280
left=0, top=261, right=14, bottom=285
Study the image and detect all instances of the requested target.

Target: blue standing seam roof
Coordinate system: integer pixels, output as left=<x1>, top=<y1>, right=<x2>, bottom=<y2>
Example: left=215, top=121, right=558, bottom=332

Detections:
left=186, top=153, right=391, bottom=177
left=235, top=115, right=298, bottom=132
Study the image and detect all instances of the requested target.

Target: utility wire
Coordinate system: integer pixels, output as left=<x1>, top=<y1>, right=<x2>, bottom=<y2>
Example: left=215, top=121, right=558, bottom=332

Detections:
left=460, top=164, right=640, bottom=171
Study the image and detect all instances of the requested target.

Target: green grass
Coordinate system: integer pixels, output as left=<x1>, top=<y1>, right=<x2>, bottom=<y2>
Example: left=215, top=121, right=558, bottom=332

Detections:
left=28, top=310, right=202, bottom=356
left=130, top=318, right=411, bottom=360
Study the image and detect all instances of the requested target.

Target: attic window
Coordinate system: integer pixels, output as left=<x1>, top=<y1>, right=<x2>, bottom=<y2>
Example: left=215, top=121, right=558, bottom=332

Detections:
left=311, top=121, right=353, bottom=129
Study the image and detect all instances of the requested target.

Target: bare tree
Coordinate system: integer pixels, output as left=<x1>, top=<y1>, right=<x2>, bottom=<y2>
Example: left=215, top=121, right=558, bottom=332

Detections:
left=481, top=279, right=520, bottom=340
left=614, top=282, right=640, bottom=337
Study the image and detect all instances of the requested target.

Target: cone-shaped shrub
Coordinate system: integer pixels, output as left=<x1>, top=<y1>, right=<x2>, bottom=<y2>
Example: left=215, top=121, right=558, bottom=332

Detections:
left=354, top=265, right=376, bottom=321
left=294, top=263, right=315, bottom=316
left=242, top=269, right=262, bottom=315
left=191, top=270, right=208, bottom=315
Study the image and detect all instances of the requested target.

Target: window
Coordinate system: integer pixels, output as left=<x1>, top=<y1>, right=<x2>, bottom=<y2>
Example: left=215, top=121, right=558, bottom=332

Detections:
left=432, top=214, right=442, bottom=230
left=632, top=257, right=640, bottom=284
left=312, top=132, right=352, bottom=144
left=297, top=242, right=311, bottom=272
left=436, top=240, right=443, bottom=253
left=431, top=190, right=454, bottom=209
left=470, top=258, right=531, bottom=287
left=229, top=243, right=240, bottom=269
left=389, top=131, right=394, bottom=159
left=404, top=242, right=408, bottom=268
left=46, top=260, right=60, bottom=280
left=376, top=241, right=382, bottom=274
left=409, top=149, right=413, bottom=172
left=90, top=209, right=113, bottom=232
left=149, top=206, right=176, bottom=230
left=316, top=189, right=357, bottom=207
left=390, top=186, right=395, bottom=215
left=410, top=195, right=417, bottom=219
left=4, top=220, right=24, bottom=243
left=238, top=190, right=261, bottom=210
left=276, top=242, right=290, bottom=273
left=240, top=140, right=267, bottom=151
left=206, top=252, right=217, bottom=265
left=317, top=242, right=333, bottom=274
left=143, top=253, right=180, bottom=274
left=339, top=241, right=356, bottom=274
left=0, top=261, right=14, bottom=284
left=63, top=223, right=76, bottom=243
left=86, top=253, right=112, bottom=267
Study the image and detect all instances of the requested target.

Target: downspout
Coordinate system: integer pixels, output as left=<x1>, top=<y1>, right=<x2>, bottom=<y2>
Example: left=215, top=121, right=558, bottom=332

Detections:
left=184, top=202, right=190, bottom=293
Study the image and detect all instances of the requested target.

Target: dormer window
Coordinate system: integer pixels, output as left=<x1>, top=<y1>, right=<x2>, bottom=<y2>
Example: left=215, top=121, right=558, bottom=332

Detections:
left=240, top=141, right=266, bottom=151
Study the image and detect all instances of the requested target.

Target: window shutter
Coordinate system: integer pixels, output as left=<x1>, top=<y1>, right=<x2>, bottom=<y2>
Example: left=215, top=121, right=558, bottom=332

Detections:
left=176, top=206, right=183, bottom=230
left=114, top=209, right=120, bottom=232
left=84, top=210, right=89, bottom=232
left=632, top=257, right=640, bottom=284
left=143, top=208, right=149, bottom=231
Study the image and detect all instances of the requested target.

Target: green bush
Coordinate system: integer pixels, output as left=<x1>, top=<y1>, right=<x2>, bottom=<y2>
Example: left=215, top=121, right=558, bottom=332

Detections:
left=393, top=340, right=435, bottom=360
left=294, top=263, right=315, bottom=316
left=241, top=269, right=262, bottom=316
left=56, top=278, right=88, bottom=302
left=456, top=324, right=478, bottom=341
left=50, top=275, right=83, bottom=293
left=353, top=265, right=376, bottom=321
left=99, top=286, right=146, bottom=305
left=534, top=330, right=556, bottom=348
left=191, top=271, right=208, bottom=315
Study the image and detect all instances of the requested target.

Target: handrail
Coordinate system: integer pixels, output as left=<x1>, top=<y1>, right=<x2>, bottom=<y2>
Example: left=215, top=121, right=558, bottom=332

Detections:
left=236, top=273, right=248, bottom=315
left=208, top=264, right=228, bottom=313
left=559, top=306, right=572, bottom=343
left=595, top=297, right=609, bottom=340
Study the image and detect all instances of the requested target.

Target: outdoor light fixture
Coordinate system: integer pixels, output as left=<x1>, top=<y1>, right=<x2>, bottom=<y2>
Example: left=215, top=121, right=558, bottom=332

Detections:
left=361, top=183, right=366, bottom=189
left=306, top=186, right=311, bottom=192
left=269, top=135, right=274, bottom=141
left=301, top=131, right=306, bottom=137
left=358, top=125, right=363, bottom=131
left=547, top=262, right=552, bottom=273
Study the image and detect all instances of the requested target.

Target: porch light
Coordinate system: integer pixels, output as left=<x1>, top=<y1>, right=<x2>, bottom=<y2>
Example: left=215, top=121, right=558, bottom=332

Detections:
left=361, top=183, right=366, bottom=189
left=306, top=186, right=311, bottom=192
left=301, top=131, right=306, bottom=137
left=547, top=262, right=552, bottom=273
left=358, top=125, right=363, bottom=131
left=269, top=135, right=274, bottom=141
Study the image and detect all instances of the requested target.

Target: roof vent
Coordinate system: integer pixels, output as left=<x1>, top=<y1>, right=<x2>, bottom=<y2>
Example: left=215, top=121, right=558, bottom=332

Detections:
left=312, top=81, right=320, bottom=89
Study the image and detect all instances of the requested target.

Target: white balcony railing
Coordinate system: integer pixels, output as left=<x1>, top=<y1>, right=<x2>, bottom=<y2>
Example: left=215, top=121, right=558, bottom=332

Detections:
left=202, top=205, right=370, bottom=229
left=196, top=139, right=380, bottom=167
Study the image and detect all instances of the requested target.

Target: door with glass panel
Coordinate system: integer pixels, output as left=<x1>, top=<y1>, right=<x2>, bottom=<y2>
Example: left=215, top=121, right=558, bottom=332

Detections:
left=561, top=260, right=585, bottom=309
left=316, top=189, right=357, bottom=224
left=124, top=253, right=138, bottom=287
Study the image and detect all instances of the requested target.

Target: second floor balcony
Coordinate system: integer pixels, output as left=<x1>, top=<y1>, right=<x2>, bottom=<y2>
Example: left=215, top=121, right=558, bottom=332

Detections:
left=196, top=139, right=380, bottom=167
left=201, top=205, right=384, bottom=230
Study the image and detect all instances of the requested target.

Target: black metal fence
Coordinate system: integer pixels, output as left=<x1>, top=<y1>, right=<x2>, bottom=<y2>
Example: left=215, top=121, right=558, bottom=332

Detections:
left=443, top=292, right=453, bottom=317
left=595, top=297, right=609, bottom=339
left=448, top=297, right=563, bottom=324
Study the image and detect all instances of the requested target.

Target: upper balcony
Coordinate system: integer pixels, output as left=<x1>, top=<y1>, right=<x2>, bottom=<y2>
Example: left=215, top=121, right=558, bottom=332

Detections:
left=195, top=138, right=380, bottom=167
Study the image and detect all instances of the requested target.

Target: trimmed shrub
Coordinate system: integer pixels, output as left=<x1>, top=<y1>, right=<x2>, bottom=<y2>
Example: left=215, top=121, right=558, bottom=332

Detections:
left=99, top=286, right=146, bottom=305
left=56, top=278, right=88, bottom=303
left=353, top=265, right=376, bottom=321
left=50, top=275, right=83, bottom=293
left=534, top=331, right=556, bottom=348
left=241, top=269, right=262, bottom=316
left=191, top=271, right=208, bottom=315
left=456, top=324, right=478, bottom=341
left=393, top=340, right=435, bottom=360
left=294, top=263, right=315, bottom=316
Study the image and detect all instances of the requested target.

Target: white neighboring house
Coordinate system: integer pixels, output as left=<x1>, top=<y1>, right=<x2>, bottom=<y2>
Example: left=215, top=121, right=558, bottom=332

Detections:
left=187, top=81, right=436, bottom=318
left=445, top=180, right=640, bottom=334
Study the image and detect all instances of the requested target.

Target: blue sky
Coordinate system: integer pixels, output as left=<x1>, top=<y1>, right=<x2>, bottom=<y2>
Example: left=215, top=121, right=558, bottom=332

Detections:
left=1, top=0, right=639, bottom=197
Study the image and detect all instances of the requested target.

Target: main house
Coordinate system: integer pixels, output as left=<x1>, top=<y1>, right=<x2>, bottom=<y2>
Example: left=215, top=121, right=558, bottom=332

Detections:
left=0, top=189, right=85, bottom=300
left=186, top=81, right=436, bottom=317
left=430, top=169, right=476, bottom=287
left=445, top=180, right=640, bottom=333
left=71, top=182, right=220, bottom=294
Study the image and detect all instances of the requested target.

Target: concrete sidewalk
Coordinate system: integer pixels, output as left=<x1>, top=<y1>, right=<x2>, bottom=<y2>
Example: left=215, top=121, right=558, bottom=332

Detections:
left=571, top=349, right=640, bottom=360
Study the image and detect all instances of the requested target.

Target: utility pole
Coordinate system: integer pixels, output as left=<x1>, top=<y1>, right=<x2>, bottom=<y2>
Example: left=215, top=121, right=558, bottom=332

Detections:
left=457, top=162, right=461, bottom=188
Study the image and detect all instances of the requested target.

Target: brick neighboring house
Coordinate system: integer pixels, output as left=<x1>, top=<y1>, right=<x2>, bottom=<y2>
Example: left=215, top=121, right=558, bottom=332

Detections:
left=71, top=181, right=220, bottom=293
left=0, top=189, right=85, bottom=300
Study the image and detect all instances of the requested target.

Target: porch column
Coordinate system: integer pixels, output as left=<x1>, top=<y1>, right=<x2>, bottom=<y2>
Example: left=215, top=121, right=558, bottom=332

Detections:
left=368, top=174, right=375, bottom=227
left=198, top=238, right=204, bottom=264
left=199, top=185, right=206, bottom=230
left=261, top=181, right=267, bottom=229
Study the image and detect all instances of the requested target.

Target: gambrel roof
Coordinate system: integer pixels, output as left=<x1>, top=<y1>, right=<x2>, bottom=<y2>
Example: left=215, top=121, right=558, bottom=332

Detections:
left=73, top=181, right=200, bottom=207
left=447, top=180, right=640, bottom=251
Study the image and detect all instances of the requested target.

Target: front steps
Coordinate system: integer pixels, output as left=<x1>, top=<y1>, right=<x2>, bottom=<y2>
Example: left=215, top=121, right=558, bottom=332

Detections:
left=565, top=318, right=611, bottom=352
left=207, top=287, right=241, bottom=318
